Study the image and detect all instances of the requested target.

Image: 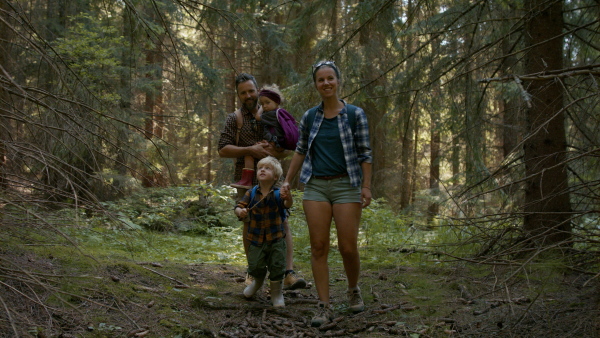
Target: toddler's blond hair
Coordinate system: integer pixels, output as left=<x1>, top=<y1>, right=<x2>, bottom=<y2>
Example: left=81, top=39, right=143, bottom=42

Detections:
left=257, top=156, right=283, bottom=181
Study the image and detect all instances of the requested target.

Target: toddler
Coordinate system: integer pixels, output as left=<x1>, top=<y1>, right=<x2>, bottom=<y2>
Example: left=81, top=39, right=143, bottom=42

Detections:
left=234, top=156, right=293, bottom=307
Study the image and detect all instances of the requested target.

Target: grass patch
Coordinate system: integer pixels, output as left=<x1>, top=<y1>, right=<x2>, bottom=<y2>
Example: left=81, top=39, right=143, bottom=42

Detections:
left=2, top=186, right=597, bottom=336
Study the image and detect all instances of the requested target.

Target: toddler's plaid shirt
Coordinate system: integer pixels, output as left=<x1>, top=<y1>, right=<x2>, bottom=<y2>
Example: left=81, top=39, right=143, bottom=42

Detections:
left=237, top=186, right=285, bottom=246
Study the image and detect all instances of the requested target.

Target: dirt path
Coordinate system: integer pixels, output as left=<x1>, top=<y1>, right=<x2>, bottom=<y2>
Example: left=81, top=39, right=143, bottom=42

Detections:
left=2, top=253, right=598, bottom=337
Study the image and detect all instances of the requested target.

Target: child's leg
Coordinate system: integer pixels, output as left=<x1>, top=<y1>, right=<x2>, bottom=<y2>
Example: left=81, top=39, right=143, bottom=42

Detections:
left=267, top=240, right=286, bottom=282
left=231, top=156, right=255, bottom=189
left=268, top=240, right=287, bottom=307
left=244, top=155, right=254, bottom=169
left=244, top=245, right=267, bottom=298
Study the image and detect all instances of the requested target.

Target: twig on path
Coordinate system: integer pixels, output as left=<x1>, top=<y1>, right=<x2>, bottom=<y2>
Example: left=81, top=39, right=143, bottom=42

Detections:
left=458, top=284, right=473, bottom=300
left=370, top=302, right=413, bottom=315
left=511, top=292, right=541, bottom=329
left=372, top=305, right=401, bottom=314
left=0, top=293, right=18, bottom=337
left=318, top=316, right=344, bottom=331
left=139, top=265, right=189, bottom=287
left=322, top=329, right=348, bottom=336
left=286, top=298, right=319, bottom=305
left=582, top=270, right=600, bottom=287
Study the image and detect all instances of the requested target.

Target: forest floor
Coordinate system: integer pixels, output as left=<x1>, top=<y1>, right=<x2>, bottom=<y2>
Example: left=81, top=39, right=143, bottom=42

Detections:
left=2, top=246, right=599, bottom=338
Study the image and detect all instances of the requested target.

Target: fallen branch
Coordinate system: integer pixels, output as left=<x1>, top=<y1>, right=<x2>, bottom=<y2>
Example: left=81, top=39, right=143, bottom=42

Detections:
left=323, top=329, right=348, bottom=336
left=387, top=247, right=434, bottom=254
left=0, top=293, right=18, bottom=337
left=473, top=308, right=490, bottom=315
left=458, top=284, right=473, bottom=300
left=137, top=262, right=164, bottom=267
left=365, top=301, right=413, bottom=317
left=512, top=292, right=542, bottom=329
left=285, top=298, right=319, bottom=305
left=139, top=265, right=189, bottom=287
left=582, top=270, right=600, bottom=287
left=319, top=316, right=344, bottom=331
left=132, top=285, right=162, bottom=293
left=487, top=296, right=531, bottom=306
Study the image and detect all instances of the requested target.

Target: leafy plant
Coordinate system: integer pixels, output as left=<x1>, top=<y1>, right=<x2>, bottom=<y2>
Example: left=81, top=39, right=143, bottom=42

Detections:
left=87, top=184, right=238, bottom=234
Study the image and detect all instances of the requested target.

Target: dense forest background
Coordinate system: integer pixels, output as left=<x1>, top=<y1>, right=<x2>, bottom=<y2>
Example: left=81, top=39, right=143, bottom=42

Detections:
left=0, top=0, right=599, bottom=336
left=2, top=0, right=598, bottom=245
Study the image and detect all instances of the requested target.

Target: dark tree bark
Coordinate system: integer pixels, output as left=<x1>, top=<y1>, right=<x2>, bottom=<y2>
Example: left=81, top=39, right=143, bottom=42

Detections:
left=500, top=34, right=522, bottom=159
left=144, top=42, right=164, bottom=140
left=115, top=5, right=136, bottom=180
left=399, top=0, right=417, bottom=210
left=399, top=104, right=415, bottom=209
left=522, top=0, right=571, bottom=245
left=428, top=91, right=441, bottom=220
left=0, top=0, right=13, bottom=189
left=358, top=0, right=395, bottom=199
left=427, top=6, right=442, bottom=220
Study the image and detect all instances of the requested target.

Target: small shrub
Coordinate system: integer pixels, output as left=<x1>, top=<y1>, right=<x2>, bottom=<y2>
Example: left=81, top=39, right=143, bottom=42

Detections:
left=85, top=184, right=238, bottom=233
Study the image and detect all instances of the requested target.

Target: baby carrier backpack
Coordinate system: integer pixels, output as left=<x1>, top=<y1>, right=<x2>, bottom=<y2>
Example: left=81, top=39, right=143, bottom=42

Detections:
left=234, top=108, right=299, bottom=151
left=272, top=108, right=299, bottom=150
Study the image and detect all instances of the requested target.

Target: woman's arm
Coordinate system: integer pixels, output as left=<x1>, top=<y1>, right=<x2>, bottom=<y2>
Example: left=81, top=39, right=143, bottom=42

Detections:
left=281, top=152, right=306, bottom=194
left=360, top=161, right=372, bottom=208
left=354, top=107, right=372, bottom=164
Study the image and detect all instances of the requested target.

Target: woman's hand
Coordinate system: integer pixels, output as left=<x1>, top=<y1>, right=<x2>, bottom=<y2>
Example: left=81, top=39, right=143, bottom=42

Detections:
left=361, top=187, right=372, bottom=208
left=280, top=181, right=291, bottom=198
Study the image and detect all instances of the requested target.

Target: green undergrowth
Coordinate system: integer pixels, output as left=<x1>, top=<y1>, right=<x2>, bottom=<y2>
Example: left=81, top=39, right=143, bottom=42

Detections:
left=53, top=185, right=437, bottom=268
left=8, top=184, right=585, bottom=278
left=3, top=186, right=593, bottom=336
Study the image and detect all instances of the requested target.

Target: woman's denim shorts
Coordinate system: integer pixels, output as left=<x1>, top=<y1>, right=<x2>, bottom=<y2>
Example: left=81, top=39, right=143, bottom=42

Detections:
left=303, top=175, right=361, bottom=204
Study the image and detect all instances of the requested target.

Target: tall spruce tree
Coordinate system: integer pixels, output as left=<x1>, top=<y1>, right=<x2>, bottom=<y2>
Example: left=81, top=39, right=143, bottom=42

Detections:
left=522, top=0, right=572, bottom=244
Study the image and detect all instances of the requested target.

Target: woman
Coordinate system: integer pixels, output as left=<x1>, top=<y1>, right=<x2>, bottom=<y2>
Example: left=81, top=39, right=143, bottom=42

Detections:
left=281, top=61, right=372, bottom=327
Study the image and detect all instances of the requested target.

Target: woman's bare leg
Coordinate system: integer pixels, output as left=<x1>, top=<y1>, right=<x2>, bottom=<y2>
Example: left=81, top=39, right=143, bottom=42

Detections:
left=332, top=203, right=362, bottom=288
left=303, top=200, right=333, bottom=302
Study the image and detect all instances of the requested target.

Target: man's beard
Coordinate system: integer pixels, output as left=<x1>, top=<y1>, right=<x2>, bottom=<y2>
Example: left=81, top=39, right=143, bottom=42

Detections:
left=243, top=98, right=257, bottom=111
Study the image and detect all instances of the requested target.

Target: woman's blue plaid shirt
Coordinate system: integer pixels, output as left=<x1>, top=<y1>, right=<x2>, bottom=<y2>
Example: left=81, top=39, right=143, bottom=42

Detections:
left=295, top=101, right=372, bottom=187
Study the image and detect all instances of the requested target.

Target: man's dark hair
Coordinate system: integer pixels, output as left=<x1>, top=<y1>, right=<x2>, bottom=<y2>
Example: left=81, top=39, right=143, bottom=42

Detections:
left=235, top=73, right=258, bottom=92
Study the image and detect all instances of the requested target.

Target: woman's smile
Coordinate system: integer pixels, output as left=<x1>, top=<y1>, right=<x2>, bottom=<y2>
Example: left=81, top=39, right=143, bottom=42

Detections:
left=315, top=67, right=339, bottom=98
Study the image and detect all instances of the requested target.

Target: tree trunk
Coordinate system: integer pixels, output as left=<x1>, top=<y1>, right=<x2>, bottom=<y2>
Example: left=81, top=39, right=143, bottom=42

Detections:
left=358, top=0, right=393, bottom=199
left=428, top=92, right=441, bottom=220
left=522, top=0, right=571, bottom=245
left=144, top=46, right=156, bottom=140
left=0, top=0, right=13, bottom=189
left=144, top=38, right=165, bottom=140
left=206, top=102, right=213, bottom=182
left=399, top=0, right=416, bottom=210
left=427, top=11, right=442, bottom=220
left=116, top=5, right=135, bottom=180
left=451, top=114, right=461, bottom=187
left=500, top=33, right=521, bottom=159
left=399, top=102, right=414, bottom=210
left=410, top=105, right=420, bottom=206
left=224, top=28, right=236, bottom=116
